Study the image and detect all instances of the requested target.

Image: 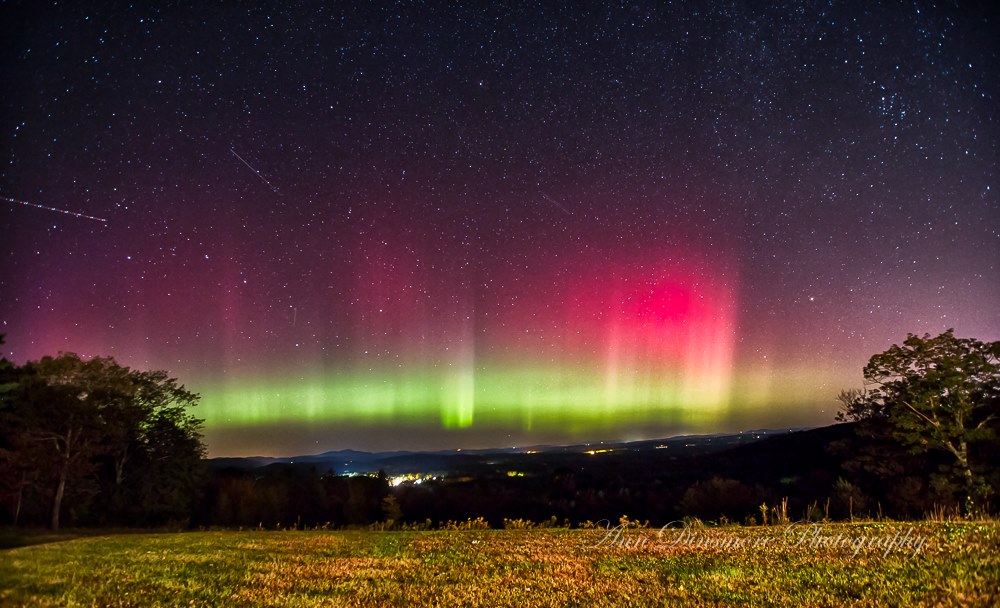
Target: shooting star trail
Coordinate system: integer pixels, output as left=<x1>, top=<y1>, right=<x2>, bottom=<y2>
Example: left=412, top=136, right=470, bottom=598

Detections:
left=230, top=148, right=280, bottom=194
left=541, top=193, right=573, bottom=215
left=3, top=195, right=108, bottom=223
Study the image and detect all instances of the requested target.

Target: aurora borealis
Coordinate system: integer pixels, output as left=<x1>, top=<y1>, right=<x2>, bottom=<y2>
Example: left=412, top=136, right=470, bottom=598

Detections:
left=2, top=3, right=998, bottom=456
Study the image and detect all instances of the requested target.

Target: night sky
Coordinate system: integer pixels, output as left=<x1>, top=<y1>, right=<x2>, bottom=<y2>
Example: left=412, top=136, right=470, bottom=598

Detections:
left=2, top=3, right=998, bottom=456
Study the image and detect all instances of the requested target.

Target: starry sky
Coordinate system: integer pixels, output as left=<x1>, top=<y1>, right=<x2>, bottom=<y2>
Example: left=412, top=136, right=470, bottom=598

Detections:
left=2, top=2, right=998, bottom=456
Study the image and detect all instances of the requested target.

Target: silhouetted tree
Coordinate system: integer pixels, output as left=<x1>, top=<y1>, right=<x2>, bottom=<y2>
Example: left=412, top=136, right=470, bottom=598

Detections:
left=95, top=368, right=204, bottom=525
left=0, top=351, right=205, bottom=528
left=840, top=330, right=1000, bottom=510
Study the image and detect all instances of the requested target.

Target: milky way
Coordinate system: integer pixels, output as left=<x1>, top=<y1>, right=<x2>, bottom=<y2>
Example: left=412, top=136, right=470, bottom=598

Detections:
left=1, top=3, right=997, bottom=455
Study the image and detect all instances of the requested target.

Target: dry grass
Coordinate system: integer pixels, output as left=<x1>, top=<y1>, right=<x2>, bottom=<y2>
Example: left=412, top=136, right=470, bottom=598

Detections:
left=1, top=522, right=998, bottom=607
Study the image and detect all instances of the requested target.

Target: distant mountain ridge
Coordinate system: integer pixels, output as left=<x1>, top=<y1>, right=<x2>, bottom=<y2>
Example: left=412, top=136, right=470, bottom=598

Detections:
left=208, top=428, right=811, bottom=476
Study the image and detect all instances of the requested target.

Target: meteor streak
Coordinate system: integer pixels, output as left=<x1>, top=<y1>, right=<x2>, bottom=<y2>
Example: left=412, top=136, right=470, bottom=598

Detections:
left=542, top=193, right=573, bottom=215
left=3, top=195, right=107, bottom=223
left=231, top=148, right=280, bottom=193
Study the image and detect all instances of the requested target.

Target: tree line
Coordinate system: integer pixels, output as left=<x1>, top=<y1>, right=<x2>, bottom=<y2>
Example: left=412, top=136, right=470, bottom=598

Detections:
left=1, top=330, right=997, bottom=530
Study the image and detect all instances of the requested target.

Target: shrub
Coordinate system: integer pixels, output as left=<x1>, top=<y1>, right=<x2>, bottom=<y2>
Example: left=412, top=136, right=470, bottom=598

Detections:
left=503, top=518, right=536, bottom=529
left=442, top=517, right=490, bottom=530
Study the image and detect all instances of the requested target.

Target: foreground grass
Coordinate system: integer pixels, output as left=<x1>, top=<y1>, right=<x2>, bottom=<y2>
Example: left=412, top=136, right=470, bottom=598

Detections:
left=1, top=522, right=997, bottom=607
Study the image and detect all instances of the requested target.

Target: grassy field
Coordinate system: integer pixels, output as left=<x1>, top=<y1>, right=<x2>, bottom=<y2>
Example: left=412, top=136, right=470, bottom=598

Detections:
left=1, top=522, right=997, bottom=607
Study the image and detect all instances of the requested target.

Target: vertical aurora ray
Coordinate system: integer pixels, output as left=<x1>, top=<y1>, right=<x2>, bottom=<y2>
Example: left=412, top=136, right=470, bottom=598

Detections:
left=441, top=312, right=476, bottom=428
